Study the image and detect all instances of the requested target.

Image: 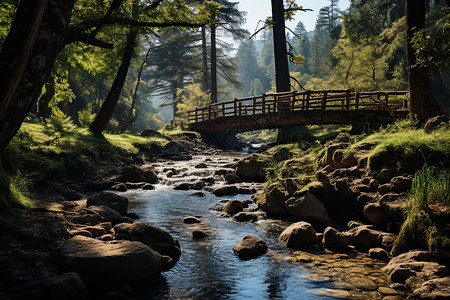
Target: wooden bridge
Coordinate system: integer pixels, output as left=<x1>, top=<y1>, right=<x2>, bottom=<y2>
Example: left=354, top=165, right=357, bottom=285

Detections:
left=187, top=89, right=409, bottom=134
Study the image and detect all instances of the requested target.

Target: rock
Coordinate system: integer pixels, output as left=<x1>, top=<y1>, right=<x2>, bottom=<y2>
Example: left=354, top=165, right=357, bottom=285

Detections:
left=98, top=234, right=113, bottom=241
left=235, top=153, right=269, bottom=182
left=174, top=183, right=192, bottom=190
left=72, top=214, right=99, bottom=226
left=224, top=173, right=242, bottom=184
left=194, top=162, right=207, bottom=168
left=377, top=286, right=398, bottom=296
left=119, top=216, right=135, bottom=224
left=390, top=176, right=412, bottom=192
left=200, top=177, right=215, bottom=184
left=233, top=235, right=268, bottom=259
left=114, top=222, right=133, bottom=235
left=347, top=220, right=365, bottom=229
left=378, top=168, right=396, bottom=182
left=253, top=182, right=290, bottom=216
left=125, top=182, right=146, bottom=189
left=140, top=127, right=162, bottom=137
left=278, top=221, right=318, bottom=249
left=369, top=248, right=389, bottom=260
left=162, top=141, right=186, bottom=157
left=83, top=225, right=107, bottom=238
left=410, top=277, right=450, bottom=299
left=140, top=165, right=158, bottom=183
left=213, top=185, right=239, bottom=197
left=347, top=225, right=396, bottom=249
left=60, top=236, right=162, bottom=284
left=69, top=229, right=92, bottom=238
left=86, top=205, right=122, bottom=223
left=183, top=216, right=201, bottom=224
left=233, top=212, right=258, bottom=222
left=223, top=200, right=244, bottom=216
left=320, top=143, right=348, bottom=167
left=190, top=192, right=205, bottom=197
left=111, top=183, right=127, bottom=192
left=41, top=272, right=87, bottom=300
left=381, top=250, right=448, bottom=287
left=285, top=192, right=330, bottom=225
left=87, top=192, right=128, bottom=216
left=335, top=178, right=349, bottom=190
left=129, top=222, right=181, bottom=261
left=238, top=187, right=257, bottom=194
left=364, top=202, right=389, bottom=224
left=192, top=181, right=206, bottom=190
left=316, top=171, right=330, bottom=185
left=127, top=212, right=140, bottom=219
left=332, top=150, right=357, bottom=168
left=141, top=183, right=155, bottom=190
left=378, top=183, right=391, bottom=195
left=423, top=115, right=449, bottom=132
left=322, top=227, right=349, bottom=250
left=369, top=179, right=380, bottom=190
left=119, top=165, right=149, bottom=183
left=193, top=230, right=209, bottom=240
left=357, top=193, right=375, bottom=207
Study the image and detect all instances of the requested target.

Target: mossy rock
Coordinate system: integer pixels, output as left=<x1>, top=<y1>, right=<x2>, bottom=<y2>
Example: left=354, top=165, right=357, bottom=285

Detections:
left=236, top=153, right=270, bottom=182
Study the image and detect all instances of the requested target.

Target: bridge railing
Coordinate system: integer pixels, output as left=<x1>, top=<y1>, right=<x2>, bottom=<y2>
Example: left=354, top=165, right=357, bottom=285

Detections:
left=187, top=89, right=408, bottom=123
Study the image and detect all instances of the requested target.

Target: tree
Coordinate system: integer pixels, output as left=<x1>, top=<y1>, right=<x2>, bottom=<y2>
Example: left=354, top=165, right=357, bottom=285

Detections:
left=236, top=41, right=264, bottom=96
left=0, top=0, right=210, bottom=150
left=271, top=0, right=290, bottom=92
left=405, top=0, right=441, bottom=120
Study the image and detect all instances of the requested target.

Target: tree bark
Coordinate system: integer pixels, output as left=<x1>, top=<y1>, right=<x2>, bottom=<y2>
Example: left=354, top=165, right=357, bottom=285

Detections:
left=0, top=0, right=75, bottom=151
left=89, top=29, right=138, bottom=134
left=405, top=0, right=440, bottom=121
left=201, top=26, right=209, bottom=93
left=210, top=20, right=218, bottom=103
left=271, top=0, right=290, bottom=92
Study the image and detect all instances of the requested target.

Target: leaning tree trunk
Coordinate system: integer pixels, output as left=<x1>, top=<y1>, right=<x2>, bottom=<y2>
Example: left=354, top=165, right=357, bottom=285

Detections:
left=89, top=29, right=138, bottom=134
left=405, top=0, right=440, bottom=121
left=210, top=21, right=217, bottom=104
left=0, top=0, right=75, bottom=151
left=201, top=26, right=209, bottom=93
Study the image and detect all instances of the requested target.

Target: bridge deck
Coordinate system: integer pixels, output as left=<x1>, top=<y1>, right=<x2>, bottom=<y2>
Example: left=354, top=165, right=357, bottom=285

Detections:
left=188, top=89, right=409, bottom=133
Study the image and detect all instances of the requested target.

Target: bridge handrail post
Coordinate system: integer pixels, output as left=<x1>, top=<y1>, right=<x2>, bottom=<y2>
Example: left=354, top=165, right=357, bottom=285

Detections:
left=322, top=92, right=328, bottom=111
left=346, top=89, right=351, bottom=110
left=377, top=92, right=381, bottom=110
left=195, top=108, right=198, bottom=123
left=239, top=101, right=242, bottom=116
left=208, top=105, right=212, bottom=120
left=291, top=92, right=296, bottom=111
left=306, top=90, right=310, bottom=110
left=262, top=94, right=266, bottom=114
left=355, top=92, right=360, bottom=110
left=234, top=98, right=237, bottom=116
left=253, top=97, right=257, bottom=115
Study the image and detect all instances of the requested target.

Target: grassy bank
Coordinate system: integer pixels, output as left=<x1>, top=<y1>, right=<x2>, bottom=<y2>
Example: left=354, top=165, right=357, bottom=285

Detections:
left=0, top=119, right=173, bottom=212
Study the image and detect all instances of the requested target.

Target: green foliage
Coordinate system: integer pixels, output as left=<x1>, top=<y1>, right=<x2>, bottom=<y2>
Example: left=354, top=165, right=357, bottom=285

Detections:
left=409, top=163, right=450, bottom=208
left=0, top=0, right=15, bottom=44
left=78, top=105, right=96, bottom=128
left=176, top=83, right=210, bottom=119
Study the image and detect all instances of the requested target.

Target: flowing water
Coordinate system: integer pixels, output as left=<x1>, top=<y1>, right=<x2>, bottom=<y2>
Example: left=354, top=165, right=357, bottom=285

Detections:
left=121, top=153, right=339, bottom=299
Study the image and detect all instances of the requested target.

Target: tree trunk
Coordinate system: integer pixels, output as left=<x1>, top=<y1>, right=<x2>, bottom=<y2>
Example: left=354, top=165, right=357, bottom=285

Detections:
left=0, top=0, right=75, bottom=151
left=271, top=0, right=290, bottom=93
left=201, top=26, right=209, bottom=93
left=405, top=0, right=440, bottom=121
left=210, top=20, right=218, bottom=103
left=89, top=29, right=138, bottom=134
left=37, top=76, right=55, bottom=122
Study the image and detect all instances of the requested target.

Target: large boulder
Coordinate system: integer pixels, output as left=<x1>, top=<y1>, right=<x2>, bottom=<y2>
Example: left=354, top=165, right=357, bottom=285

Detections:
left=390, top=176, right=412, bottom=193
left=363, top=202, right=389, bottom=224
left=129, top=222, right=181, bottom=261
left=119, top=165, right=152, bottom=183
left=233, top=212, right=258, bottom=222
left=235, top=153, right=269, bottom=182
left=162, top=141, right=186, bottom=157
left=41, top=272, right=87, bottom=300
left=233, top=235, right=268, bottom=259
left=381, top=250, right=449, bottom=290
left=322, top=227, right=349, bottom=250
left=86, top=205, right=122, bottom=223
left=346, top=225, right=396, bottom=249
left=87, top=192, right=128, bottom=215
left=278, top=221, right=318, bottom=249
left=140, top=165, right=158, bottom=183
left=213, top=185, right=239, bottom=197
left=253, top=182, right=290, bottom=216
left=223, top=200, right=244, bottom=216
left=60, top=236, right=162, bottom=285
left=285, top=192, right=330, bottom=225
left=332, top=150, right=357, bottom=168
left=410, top=277, right=450, bottom=299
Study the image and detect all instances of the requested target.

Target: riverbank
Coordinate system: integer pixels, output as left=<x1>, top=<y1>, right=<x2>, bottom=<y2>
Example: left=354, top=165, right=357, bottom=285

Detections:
left=0, top=118, right=449, bottom=299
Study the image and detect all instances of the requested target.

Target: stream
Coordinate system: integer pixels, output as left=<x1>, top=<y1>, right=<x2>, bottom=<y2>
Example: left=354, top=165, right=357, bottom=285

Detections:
left=119, top=153, right=390, bottom=299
